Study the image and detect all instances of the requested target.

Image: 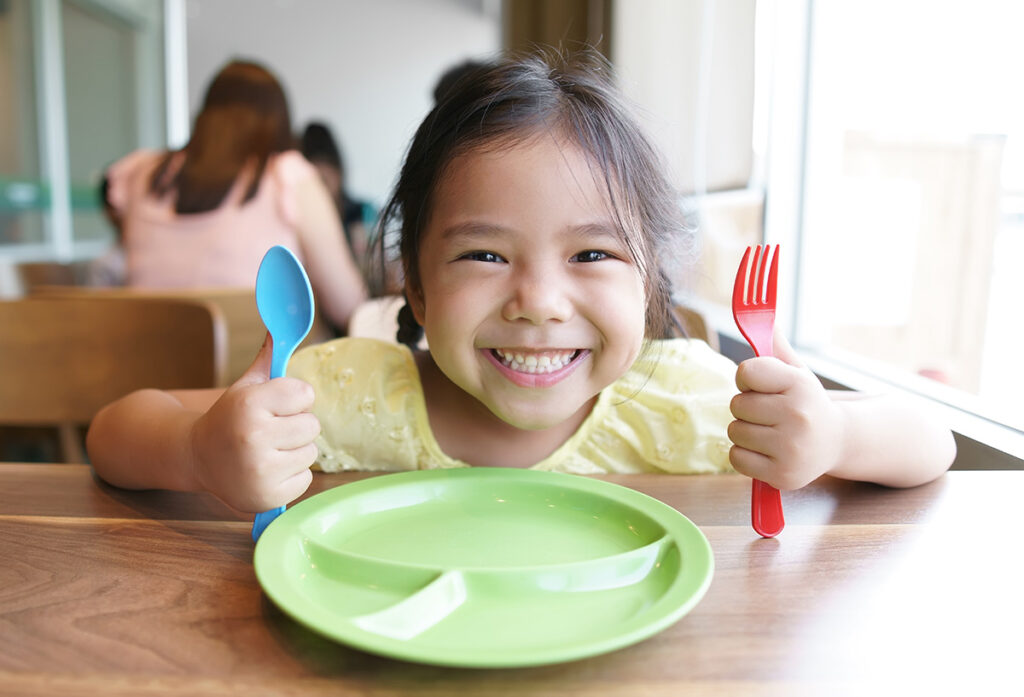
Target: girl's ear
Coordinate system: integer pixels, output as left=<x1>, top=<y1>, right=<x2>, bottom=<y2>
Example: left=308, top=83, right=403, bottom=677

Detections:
left=405, top=281, right=426, bottom=325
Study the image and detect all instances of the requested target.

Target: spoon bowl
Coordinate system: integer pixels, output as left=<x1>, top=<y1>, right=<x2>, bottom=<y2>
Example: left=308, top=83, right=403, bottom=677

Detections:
left=252, top=245, right=315, bottom=541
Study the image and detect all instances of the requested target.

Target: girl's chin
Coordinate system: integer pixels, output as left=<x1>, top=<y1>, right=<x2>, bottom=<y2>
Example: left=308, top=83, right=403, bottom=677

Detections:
left=483, top=395, right=597, bottom=432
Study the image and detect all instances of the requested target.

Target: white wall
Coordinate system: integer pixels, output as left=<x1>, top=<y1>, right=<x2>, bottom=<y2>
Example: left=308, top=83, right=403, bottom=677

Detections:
left=613, top=0, right=755, bottom=194
left=185, top=0, right=500, bottom=207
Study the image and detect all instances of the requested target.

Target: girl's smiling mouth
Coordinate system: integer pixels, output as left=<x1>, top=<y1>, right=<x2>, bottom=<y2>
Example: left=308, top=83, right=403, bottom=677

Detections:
left=484, top=348, right=589, bottom=388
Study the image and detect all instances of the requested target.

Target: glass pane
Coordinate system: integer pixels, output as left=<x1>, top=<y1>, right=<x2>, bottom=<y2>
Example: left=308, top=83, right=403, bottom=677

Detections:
left=798, top=0, right=1023, bottom=430
left=0, top=0, right=46, bottom=246
left=61, top=0, right=147, bottom=245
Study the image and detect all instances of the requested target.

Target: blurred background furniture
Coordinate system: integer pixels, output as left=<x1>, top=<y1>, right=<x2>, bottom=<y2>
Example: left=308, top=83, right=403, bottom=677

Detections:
left=0, top=295, right=226, bottom=463
left=28, top=285, right=332, bottom=384
left=15, top=261, right=93, bottom=288
left=30, top=286, right=260, bottom=385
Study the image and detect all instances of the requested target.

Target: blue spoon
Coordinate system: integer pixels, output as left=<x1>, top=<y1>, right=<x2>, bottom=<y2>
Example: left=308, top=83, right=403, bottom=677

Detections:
left=251, top=245, right=315, bottom=542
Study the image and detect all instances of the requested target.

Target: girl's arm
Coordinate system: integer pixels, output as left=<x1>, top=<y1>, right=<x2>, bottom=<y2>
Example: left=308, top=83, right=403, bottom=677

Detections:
left=86, top=337, right=320, bottom=511
left=86, top=387, right=222, bottom=493
left=822, top=391, right=956, bottom=487
left=292, top=171, right=368, bottom=333
left=727, top=333, right=956, bottom=489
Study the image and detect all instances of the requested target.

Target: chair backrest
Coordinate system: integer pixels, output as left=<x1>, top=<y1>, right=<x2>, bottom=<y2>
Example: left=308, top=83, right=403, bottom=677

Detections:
left=29, top=286, right=287, bottom=384
left=30, top=286, right=334, bottom=384
left=15, top=261, right=91, bottom=291
left=0, top=295, right=227, bottom=426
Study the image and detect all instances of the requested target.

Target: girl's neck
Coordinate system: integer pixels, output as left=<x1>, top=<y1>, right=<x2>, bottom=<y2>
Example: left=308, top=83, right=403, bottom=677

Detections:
left=414, top=351, right=595, bottom=468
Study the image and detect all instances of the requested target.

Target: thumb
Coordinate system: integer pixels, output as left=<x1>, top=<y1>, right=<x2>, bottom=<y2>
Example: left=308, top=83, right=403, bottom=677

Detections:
left=233, top=332, right=274, bottom=388
left=771, top=327, right=807, bottom=369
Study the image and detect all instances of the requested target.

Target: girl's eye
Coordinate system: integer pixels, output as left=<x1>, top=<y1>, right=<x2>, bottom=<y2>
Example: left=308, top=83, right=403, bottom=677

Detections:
left=460, top=250, right=505, bottom=263
left=572, top=250, right=610, bottom=263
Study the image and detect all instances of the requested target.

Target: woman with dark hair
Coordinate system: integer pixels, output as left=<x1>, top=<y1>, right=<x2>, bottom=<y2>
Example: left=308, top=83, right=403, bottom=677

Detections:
left=104, top=60, right=366, bottom=332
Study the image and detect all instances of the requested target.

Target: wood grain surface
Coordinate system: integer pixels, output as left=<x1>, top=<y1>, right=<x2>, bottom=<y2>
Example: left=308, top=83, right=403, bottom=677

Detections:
left=1, top=465, right=1019, bottom=696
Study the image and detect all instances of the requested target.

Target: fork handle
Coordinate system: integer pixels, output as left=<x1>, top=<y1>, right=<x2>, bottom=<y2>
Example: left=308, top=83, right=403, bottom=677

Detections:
left=752, top=479, right=785, bottom=538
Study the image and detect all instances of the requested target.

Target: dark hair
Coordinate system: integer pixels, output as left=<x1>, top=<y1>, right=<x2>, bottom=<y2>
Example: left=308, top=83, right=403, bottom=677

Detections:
left=149, top=60, right=294, bottom=214
left=378, top=50, right=687, bottom=348
left=300, top=121, right=345, bottom=175
left=432, top=58, right=492, bottom=105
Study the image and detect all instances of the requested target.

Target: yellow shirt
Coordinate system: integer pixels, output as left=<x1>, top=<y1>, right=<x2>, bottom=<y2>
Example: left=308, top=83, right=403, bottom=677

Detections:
left=288, top=337, right=737, bottom=474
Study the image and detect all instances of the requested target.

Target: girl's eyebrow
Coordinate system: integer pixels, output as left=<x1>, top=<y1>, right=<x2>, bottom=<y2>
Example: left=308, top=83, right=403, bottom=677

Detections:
left=440, top=222, right=506, bottom=242
left=441, top=221, right=622, bottom=243
left=567, top=222, right=623, bottom=243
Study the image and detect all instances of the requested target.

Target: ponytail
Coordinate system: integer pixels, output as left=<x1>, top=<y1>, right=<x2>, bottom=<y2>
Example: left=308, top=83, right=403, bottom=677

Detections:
left=396, top=298, right=424, bottom=349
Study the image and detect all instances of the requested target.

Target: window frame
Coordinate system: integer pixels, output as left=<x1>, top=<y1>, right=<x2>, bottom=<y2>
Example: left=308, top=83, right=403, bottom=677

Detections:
left=0, top=0, right=185, bottom=264
left=756, top=0, right=1024, bottom=467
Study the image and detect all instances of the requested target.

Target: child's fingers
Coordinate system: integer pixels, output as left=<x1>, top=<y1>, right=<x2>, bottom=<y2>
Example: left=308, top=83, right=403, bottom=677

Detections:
left=771, top=329, right=807, bottom=369
left=728, top=443, right=775, bottom=481
left=728, top=419, right=782, bottom=458
left=273, top=412, right=321, bottom=450
left=735, top=358, right=791, bottom=394
left=730, top=392, right=782, bottom=426
left=234, top=332, right=274, bottom=388
left=248, top=444, right=317, bottom=510
left=240, top=377, right=315, bottom=416
left=271, top=441, right=319, bottom=472
left=272, top=467, right=314, bottom=509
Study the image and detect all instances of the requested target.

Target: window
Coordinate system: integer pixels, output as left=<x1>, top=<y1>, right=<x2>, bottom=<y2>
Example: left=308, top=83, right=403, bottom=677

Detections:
left=613, top=0, right=1022, bottom=462
left=0, top=0, right=168, bottom=263
left=0, top=0, right=45, bottom=251
left=762, top=0, right=1023, bottom=457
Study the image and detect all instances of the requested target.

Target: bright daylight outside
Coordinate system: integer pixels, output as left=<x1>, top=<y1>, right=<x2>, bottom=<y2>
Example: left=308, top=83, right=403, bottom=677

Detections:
left=792, top=0, right=1022, bottom=433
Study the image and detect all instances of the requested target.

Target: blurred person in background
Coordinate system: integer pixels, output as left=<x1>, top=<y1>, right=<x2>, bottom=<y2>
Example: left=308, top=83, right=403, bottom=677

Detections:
left=83, top=174, right=126, bottom=287
left=299, top=121, right=373, bottom=271
left=104, top=59, right=366, bottom=333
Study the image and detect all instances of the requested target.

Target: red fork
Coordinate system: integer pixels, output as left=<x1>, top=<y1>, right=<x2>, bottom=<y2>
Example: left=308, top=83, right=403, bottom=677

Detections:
left=731, top=244, right=785, bottom=538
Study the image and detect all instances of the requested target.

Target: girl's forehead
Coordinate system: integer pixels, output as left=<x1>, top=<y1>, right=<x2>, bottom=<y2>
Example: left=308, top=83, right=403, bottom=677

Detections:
left=435, top=135, right=615, bottom=211
left=420, top=135, right=643, bottom=259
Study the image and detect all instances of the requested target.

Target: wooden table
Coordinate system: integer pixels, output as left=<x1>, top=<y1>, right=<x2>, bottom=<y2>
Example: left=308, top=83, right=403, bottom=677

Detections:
left=1, top=464, right=1020, bottom=696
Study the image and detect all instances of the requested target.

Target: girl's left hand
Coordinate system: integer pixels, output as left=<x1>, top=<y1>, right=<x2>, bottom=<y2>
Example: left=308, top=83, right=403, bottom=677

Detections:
left=727, top=332, right=845, bottom=490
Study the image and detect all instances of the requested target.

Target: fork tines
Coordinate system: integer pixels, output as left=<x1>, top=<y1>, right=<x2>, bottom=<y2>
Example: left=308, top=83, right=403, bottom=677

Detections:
left=739, top=244, right=779, bottom=308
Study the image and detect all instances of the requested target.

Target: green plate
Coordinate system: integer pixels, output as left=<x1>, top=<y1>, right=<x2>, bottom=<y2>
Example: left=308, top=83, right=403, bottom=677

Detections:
left=254, top=468, right=713, bottom=668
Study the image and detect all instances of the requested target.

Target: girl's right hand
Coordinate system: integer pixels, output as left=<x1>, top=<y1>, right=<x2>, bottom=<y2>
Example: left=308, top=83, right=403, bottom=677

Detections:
left=188, top=336, right=320, bottom=512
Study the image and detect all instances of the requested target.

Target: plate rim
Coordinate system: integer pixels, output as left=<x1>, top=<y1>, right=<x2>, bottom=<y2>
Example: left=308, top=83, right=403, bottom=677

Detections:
left=254, top=468, right=713, bottom=668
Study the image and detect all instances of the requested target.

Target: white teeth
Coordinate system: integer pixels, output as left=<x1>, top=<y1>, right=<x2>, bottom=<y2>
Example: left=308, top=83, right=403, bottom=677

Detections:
left=494, top=349, right=578, bottom=374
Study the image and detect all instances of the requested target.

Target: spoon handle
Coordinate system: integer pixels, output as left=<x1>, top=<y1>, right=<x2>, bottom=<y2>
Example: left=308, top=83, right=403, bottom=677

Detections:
left=251, top=338, right=291, bottom=542
left=252, top=507, right=285, bottom=542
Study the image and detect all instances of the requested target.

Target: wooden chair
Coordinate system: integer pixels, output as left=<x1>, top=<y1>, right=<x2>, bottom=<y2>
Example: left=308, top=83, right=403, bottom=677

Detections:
left=29, top=286, right=332, bottom=385
left=15, top=261, right=91, bottom=290
left=0, top=296, right=227, bottom=463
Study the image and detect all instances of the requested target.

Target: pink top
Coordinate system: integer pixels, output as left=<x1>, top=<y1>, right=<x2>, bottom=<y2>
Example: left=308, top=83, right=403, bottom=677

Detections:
left=106, top=149, right=314, bottom=288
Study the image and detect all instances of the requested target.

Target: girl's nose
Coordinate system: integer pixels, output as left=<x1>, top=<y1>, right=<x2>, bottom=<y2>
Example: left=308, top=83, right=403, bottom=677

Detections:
left=502, top=267, right=574, bottom=325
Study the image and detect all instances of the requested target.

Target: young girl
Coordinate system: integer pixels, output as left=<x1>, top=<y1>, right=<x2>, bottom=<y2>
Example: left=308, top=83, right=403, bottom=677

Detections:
left=86, top=53, right=955, bottom=514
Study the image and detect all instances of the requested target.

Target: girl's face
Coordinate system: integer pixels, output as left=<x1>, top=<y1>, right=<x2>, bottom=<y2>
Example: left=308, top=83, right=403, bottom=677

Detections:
left=408, top=135, right=647, bottom=430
